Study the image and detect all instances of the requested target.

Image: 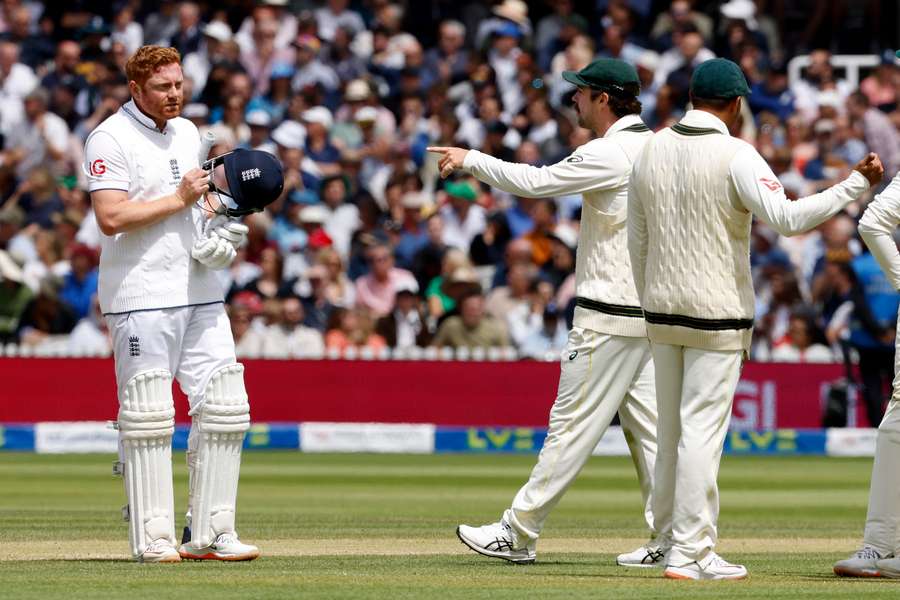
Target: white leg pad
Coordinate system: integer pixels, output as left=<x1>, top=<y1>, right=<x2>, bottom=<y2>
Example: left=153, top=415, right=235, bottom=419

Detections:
left=117, top=369, right=176, bottom=558
left=189, top=364, right=250, bottom=548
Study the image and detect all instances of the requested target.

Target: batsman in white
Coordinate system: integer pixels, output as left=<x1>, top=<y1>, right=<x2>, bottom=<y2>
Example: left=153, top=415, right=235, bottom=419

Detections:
left=628, top=58, right=883, bottom=580
left=835, top=146, right=900, bottom=579
left=83, top=46, right=258, bottom=563
left=429, top=58, right=664, bottom=567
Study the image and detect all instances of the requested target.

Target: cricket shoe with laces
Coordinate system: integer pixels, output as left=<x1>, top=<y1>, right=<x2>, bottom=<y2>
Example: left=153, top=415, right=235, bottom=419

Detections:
left=664, top=552, right=748, bottom=580
left=139, top=539, right=181, bottom=563
left=616, top=544, right=667, bottom=568
left=179, top=532, right=260, bottom=561
left=874, top=556, right=900, bottom=578
left=456, top=519, right=536, bottom=564
left=834, top=546, right=888, bottom=577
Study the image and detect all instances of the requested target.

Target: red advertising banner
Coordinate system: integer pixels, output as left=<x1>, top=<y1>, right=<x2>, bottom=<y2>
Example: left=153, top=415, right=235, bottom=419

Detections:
left=0, top=358, right=857, bottom=428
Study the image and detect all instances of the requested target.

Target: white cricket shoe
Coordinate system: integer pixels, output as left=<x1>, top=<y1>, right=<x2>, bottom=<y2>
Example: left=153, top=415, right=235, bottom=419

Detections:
left=179, top=532, right=260, bottom=561
left=456, top=519, right=536, bottom=564
left=139, top=539, right=181, bottom=563
left=874, top=556, right=900, bottom=578
left=664, top=553, right=748, bottom=580
left=616, top=544, right=667, bottom=568
left=834, top=546, right=888, bottom=577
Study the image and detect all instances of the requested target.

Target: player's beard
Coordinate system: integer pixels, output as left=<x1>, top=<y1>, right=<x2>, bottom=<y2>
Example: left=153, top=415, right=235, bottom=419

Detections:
left=574, top=105, right=588, bottom=129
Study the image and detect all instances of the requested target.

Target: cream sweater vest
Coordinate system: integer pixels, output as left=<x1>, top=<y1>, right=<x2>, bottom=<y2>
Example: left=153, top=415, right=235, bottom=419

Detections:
left=631, top=123, right=753, bottom=351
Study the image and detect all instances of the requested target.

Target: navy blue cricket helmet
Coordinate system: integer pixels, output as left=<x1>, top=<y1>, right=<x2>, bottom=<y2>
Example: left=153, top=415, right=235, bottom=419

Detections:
left=203, top=149, right=284, bottom=217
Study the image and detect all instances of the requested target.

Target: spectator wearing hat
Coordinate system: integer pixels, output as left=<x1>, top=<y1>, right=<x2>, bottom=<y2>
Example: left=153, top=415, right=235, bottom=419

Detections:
left=375, top=278, right=431, bottom=348
left=425, top=249, right=474, bottom=320
left=59, top=243, right=99, bottom=320
left=291, top=33, right=340, bottom=96
left=354, top=242, right=417, bottom=318
left=0, top=204, right=35, bottom=264
left=182, top=21, right=233, bottom=98
left=475, top=0, right=533, bottom=51
left=488, top=21, right=525, bottom=120
left=271, top=119, right=321, bottom=195
left=275, top=203, right=332, bottom=280
left=4, top=86, right=69, bottom=178
left=260, top=295, right=324, bottom=358
left=431, top=290, right=510, bottom=349
left=243, top=109, right=275, bottom=154
left=0, top=248, right=31, bottom=343
left=438, top=180, right=486, bottom=252
left=393, top=190, right=429, bottom=270
left=302, top=106, right=341, bottom=174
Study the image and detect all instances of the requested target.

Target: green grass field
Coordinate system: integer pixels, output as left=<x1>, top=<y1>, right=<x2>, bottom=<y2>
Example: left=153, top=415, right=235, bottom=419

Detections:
left=0, top=452, right=896, bottom=598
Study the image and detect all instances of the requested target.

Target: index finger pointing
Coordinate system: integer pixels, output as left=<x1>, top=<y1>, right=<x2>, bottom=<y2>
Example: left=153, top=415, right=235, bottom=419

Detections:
left=427, top=146, right=451, bottom=153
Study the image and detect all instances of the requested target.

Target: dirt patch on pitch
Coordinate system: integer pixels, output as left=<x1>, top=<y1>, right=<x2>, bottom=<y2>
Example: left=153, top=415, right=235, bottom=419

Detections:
left=3, top=537, right=859, bottom=561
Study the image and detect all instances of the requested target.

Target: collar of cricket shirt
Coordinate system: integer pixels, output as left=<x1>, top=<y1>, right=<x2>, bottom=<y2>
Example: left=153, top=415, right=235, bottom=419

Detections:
left=675, top=109, right=730, bottom=136
left=122, top=99, right=170, bottom=135
left=604, top=114, right=649, bottom=138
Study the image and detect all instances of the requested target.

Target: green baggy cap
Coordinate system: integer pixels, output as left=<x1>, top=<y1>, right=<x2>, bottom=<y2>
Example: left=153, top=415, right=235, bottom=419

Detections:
left=690, top=58, right=751, bottom=99
left=562, top=58, right=640, bottom=96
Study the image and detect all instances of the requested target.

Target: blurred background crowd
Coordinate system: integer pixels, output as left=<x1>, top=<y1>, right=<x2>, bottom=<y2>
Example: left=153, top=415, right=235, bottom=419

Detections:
left=0, top=0, right=899, bottom=371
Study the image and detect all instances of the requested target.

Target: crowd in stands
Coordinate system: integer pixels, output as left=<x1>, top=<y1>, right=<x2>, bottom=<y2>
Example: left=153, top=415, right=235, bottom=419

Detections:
left=0, top=0, right=898, bottom=366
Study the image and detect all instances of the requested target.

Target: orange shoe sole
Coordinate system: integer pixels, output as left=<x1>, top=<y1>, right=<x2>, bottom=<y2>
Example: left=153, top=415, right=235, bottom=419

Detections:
left=179, top=550, right=260, bottom=562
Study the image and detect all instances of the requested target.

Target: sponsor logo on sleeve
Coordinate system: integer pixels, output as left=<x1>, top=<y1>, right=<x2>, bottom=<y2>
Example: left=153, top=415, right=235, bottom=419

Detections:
left=759, top=177, right=783, bottom=192
left=90, top=159, right=106, bottom=176
left=567, top=155, right=584, bottom=163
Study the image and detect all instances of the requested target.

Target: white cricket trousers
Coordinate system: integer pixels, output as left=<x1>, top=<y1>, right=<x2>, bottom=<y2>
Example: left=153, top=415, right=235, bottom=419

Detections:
left=861, top=313, right=900, bottom=554
left=649, top=343, right=742, bottom=566
left=506, top=327, right=659, bottom=544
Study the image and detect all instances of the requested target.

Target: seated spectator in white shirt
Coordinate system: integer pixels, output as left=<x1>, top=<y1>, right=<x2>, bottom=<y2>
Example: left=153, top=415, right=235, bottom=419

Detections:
left=770, top=313, right=834, bottom=363
left=439, top=180, right=486, bottom=252
left=261, top=295, right=325, bottom=358
left=374, top=280, right=432, bottom=348
left=519, top=304, right=569, bottom=360
left=4, top=86, right=69, bottom=178
left=485, top=262, right=534, bottom=320
left=67, top=294, right=111, bottom=356
left=229, top=293, right=265, bottom=358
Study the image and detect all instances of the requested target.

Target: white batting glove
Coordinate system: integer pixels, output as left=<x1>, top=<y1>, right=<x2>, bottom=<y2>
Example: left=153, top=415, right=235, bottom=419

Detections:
left=191, top=231, right=237, bottom=270
left=208, top=216, right=249, bottom=250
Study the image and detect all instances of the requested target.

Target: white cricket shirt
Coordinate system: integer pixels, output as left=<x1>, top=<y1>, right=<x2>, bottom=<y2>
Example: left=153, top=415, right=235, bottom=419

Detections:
left=84, top=100, right=222, bottom=314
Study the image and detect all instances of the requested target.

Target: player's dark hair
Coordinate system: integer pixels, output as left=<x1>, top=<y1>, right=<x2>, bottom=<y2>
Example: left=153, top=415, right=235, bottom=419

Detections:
left=591, top=85, right=642, bottom=118
left=690, top=95, right=738, bottom=111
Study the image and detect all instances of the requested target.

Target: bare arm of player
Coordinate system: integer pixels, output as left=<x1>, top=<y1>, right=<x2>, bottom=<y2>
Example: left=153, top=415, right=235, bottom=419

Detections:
left=427, top=144, right=626, bottom=198
left=92, top=168, right=209, bottom=235
left=732, top=148, right=882, bottom=237
left=859, top=172, right=900, bottom=290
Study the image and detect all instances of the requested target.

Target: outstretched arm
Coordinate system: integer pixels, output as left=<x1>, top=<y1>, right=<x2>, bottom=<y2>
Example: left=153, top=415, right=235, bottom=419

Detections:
left=731, top=147, right=881, bottom=237
left=427, top=144, right=627, bottom=199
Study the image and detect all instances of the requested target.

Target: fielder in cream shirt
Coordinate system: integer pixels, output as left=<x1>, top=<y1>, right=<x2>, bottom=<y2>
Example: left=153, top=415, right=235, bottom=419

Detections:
left=835, top=157, right=900, bottom=578
left=431, top=58, right=665, bottom=568
left=629, top=58, right=882, bottom=580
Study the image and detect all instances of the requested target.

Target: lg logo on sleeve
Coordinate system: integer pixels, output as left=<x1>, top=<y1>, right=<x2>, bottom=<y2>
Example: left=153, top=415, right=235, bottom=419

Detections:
left=90, top=159, right=106, bottom=176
